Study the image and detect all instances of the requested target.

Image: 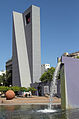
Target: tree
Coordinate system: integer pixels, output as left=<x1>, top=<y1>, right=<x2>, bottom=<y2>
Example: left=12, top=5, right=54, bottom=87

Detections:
left=0, top=75, right=3, bottom=85
left=6, top=71, right=12, bottom=86
left=0, top=73, right=6, bottom=86
left=40, top=67, right=55, bottom=83
left=0, top=71, right=12, bottom=86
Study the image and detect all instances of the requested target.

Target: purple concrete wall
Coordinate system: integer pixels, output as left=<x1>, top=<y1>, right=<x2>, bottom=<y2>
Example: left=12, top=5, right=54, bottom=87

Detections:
left=62, top=56, right=79, bottom=108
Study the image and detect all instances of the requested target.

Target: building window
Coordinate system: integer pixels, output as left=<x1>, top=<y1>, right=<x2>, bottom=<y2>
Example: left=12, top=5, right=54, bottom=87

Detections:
left=25, top=13, right=30, bottom=24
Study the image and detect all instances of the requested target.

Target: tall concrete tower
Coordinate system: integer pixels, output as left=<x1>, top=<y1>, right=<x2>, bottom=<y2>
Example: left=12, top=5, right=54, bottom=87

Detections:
left=12, top=5, right=41, bottom=87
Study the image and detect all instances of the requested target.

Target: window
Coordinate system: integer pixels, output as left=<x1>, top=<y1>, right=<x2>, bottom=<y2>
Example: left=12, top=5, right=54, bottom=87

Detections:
left=25, top=13, right=30, bottom=24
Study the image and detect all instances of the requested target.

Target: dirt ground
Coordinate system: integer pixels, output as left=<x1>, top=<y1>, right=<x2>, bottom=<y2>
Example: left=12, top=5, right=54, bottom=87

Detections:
left=0, top=96, right=61, bottom=105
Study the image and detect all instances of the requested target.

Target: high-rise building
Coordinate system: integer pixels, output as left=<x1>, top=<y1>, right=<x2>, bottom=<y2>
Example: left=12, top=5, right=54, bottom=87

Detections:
left=12, top=5, right=41, bottom=87
left=6, top=59, right=12, bottom=72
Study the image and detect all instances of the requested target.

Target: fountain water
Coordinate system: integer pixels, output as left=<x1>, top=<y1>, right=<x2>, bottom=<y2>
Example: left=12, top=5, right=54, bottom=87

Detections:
left=49, top=62, right=61, bottom=109
left=37, top=62, right=61, bottom=113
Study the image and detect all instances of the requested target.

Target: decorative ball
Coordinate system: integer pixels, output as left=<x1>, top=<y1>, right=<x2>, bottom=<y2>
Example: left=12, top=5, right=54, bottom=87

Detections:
left=6, top=90, right=15, bottom=100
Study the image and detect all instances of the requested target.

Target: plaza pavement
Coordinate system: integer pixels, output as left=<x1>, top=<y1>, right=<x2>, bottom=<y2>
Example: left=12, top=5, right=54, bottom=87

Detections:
left=0, top=96, right=61, bottom=105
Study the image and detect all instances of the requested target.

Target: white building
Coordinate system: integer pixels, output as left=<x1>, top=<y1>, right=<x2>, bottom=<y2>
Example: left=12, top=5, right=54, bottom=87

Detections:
left=41, top=64, right=50, bottom=75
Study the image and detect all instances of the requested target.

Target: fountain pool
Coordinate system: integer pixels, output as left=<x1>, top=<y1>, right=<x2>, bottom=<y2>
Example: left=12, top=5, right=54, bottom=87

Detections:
left=0, top=105, right=79, bottom=119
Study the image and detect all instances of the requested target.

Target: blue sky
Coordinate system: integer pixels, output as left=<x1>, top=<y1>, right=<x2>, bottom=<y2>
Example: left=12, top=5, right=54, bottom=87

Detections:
left=0, top=0, right=79, bottom=70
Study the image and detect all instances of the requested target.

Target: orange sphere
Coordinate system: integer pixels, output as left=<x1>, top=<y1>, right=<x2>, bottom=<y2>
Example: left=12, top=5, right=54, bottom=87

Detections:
left=6, top=90, right=15, bottom=100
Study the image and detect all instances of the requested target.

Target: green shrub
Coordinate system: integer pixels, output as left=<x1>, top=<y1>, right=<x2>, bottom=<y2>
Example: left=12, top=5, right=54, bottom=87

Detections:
left=77, top=56, right=79, bottom=59
left=11, top=86, right=20, bottom=92
left=27, top=87, right=32, bottom=92
left=0, top=86, right=37, bottom=95
left=27, top=87, right=37, bottom=95
left=0, top=86, right=9, bottom=92
left=20, top=87, right=27, bottom=92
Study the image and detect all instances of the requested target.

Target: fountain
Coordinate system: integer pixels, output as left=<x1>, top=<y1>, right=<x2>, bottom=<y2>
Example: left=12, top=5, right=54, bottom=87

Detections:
left=37, top=62, right=61, bottom=113
left=49, top=62, right=61, bottom=109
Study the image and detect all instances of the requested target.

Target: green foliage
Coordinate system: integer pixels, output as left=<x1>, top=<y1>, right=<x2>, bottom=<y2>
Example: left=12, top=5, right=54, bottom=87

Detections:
left=48, top=67, right=55, bottom=74
left=6, top=71, right=12, bottom=86
left=0, top=71, right=12, bottom=86
left=30, top=87, right=37, bottom=92
left=0, top=86, right=9, bottom=92
left=20, top=87, right=27, bottom=92
left=40, top=67, right=55, bottom=83
left=0, top=86, right=37, bottom=95
left=0, top=75, right=3, bottom=85
left=31, top=87, right=37, bottom=94
left=27, top=87, right=37, bottom=95
left=77, top=56, right=79, bottom=59
left=40, top=72, right=47, bottom=82
left=11, top=86, right=20, bottom=92
left=27, top=87, right=31, bottom=92
left=0, top=73, right=6, bottom=86
left=27, top=87, right=37, bottom=92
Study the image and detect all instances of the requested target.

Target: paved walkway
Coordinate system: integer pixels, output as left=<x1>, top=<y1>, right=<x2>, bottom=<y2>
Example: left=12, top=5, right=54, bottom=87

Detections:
left=0, top=96, right=61, bottom=105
